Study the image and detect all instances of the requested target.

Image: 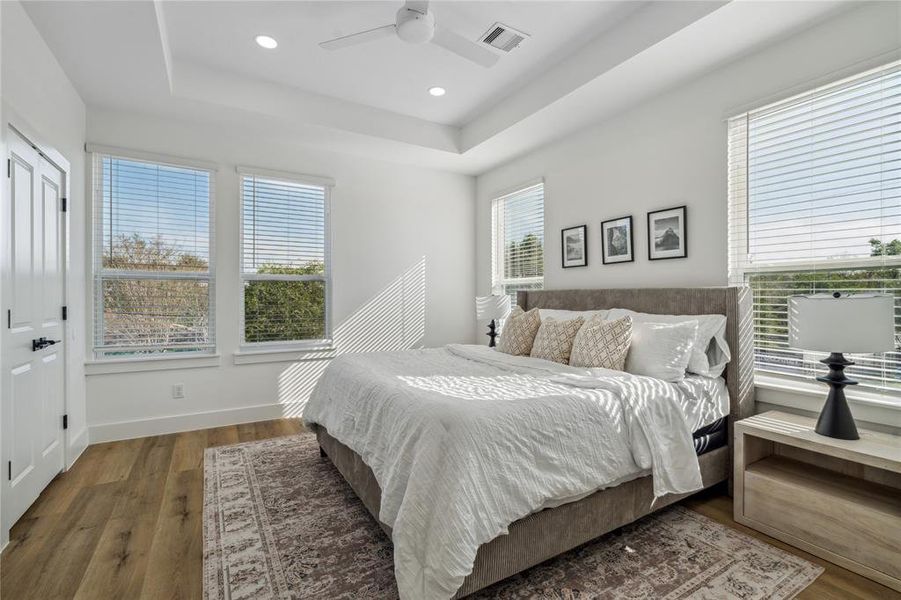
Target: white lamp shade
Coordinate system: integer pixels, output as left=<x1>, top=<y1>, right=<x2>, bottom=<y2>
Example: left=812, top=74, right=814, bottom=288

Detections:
left=475, top=295, right=511, bottom=321
left=788, top=293, right=895, bottom=353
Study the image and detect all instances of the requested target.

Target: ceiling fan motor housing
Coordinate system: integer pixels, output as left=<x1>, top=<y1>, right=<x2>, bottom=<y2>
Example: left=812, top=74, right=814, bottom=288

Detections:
left=396, top=7, right=435, bottom=44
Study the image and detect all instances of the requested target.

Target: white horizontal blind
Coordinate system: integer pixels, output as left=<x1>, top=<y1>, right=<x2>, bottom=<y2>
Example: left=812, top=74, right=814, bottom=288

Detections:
left=93, top=154, right=215, bottom=357
left=240, top=173, right=329, bottom=345
left=491, top=182, right=544, bottom=300
left=728, top=61, right=901, bottom=396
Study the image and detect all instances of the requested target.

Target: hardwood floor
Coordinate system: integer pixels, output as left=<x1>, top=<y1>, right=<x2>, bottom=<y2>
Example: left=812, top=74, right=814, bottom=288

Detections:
left=1, top=419, right=897, bottom=600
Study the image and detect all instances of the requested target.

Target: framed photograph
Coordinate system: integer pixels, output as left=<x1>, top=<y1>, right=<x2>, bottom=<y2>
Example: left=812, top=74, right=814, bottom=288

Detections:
left=601, top=216, right=634, bottom=264
left=561, top=225, right=588, bottom=268
left=647, top=205, right=687, bottom=260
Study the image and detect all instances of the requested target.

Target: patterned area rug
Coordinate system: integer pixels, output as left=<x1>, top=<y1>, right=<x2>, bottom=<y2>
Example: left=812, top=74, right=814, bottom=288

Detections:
left=203, top=434, right=822, bottom=599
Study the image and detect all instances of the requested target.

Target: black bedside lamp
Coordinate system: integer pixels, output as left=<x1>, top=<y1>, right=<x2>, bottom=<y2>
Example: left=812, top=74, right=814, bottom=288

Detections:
left=788, top=292, right=895, bottom=440
left=475, top=295, right=511, bottom=348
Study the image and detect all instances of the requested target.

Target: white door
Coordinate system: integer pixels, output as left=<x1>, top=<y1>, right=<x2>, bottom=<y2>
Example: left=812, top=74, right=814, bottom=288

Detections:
left=2, top=128, right=66, bottom=527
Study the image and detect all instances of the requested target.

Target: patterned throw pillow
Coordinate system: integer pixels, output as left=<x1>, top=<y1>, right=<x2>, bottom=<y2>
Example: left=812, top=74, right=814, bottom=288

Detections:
left=570, top=316, right=633, bottom=370
left=529, top=316, right=585, bottom=364
left=497, top=307, right=542, bottom=356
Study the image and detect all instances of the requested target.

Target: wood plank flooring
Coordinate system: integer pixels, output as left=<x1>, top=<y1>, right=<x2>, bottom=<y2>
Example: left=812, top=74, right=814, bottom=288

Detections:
left=1, top=419, right=897, bottom=600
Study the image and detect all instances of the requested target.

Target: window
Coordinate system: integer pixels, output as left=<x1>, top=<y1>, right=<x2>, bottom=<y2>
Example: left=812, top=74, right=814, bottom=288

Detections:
left=491, top=182, right=544, bottom=299
left=240, top=171, right=331, bottom=347
left=728, top=61, right=901, bottom=396
left=92, top=154, right=214, bottom=357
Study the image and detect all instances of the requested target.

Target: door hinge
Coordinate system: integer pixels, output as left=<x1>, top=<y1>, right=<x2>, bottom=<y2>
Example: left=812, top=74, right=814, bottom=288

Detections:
left=62, top=306, right=68, bottom=321
left=7, top=309, right=10, bottom=329
left=61, top=197, right=67, bottom=212
left=7, top=461, right=10, bottom=481
left=6, top=158, right=10, bottom=178
left=63, top=414, right=68, bottom=430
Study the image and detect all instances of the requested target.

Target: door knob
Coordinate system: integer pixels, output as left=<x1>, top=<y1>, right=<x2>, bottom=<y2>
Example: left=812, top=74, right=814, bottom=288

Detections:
left=32, top=337, right=61, bottom=351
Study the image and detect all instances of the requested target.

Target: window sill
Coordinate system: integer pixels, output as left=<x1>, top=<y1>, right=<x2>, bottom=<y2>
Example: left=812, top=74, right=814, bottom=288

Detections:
left=233, top=345, right=337, bottom=365
left=85, top=353, right=221, bottom=375
left=755, top=374, right=901, bottom=429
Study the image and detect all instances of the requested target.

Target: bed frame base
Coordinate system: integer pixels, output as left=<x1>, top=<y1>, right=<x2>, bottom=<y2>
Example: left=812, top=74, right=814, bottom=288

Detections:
left=316, top=427, right=728, bottom=598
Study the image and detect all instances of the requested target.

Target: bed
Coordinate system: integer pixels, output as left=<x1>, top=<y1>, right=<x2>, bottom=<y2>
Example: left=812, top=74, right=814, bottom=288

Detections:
left=304, top=287, right=754, bottom=599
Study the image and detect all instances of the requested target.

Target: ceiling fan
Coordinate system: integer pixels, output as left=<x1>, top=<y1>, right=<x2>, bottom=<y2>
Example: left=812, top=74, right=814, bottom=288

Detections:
left=319, top=0, right=499, bottom=68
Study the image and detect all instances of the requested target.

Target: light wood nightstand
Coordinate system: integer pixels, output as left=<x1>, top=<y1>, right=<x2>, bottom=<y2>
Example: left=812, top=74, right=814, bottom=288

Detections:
left=734, top=410, right=901, bottom=592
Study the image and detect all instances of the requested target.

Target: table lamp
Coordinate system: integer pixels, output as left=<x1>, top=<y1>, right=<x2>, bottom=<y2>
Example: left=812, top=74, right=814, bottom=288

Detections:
left=475, top=295, right=512, bottom=348
left=788, top=292, right=895, bottom=440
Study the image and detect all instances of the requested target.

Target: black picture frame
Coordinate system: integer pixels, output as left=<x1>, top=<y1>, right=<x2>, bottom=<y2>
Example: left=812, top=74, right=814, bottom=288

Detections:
left=601, top=215, right=634, bottom=265
left=561, top=225, right=588, bottom=268
left=647, top=205, right=687, bottom=261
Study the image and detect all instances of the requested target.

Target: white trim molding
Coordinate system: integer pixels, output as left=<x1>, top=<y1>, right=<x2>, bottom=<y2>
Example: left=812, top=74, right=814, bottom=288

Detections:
left=235, top=165, right=335, bottom=188
left=85, top=143, right=220, bottom=172
left=66, top=428, right=89, bottom=470
left=233, top=346, right=335, bottom=365
left=85, top=353, right=221, bottom=375
left=756, top=374, right=901, bottom=431
left=88, top=401, right=305, bottom=443
left=490, top=177, right=544, bottom=204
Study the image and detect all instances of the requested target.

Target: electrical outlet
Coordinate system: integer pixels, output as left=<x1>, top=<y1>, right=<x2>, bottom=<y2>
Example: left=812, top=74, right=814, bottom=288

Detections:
left=172, top=383, right=185, bottom=399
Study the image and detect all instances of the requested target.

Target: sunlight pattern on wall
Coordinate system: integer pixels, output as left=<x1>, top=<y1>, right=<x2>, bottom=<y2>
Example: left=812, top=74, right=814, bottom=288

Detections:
left=277, top=257, right=427, bottom=415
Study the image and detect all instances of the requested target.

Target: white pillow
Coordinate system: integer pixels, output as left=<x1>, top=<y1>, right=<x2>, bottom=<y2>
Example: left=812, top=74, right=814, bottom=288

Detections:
left=538, top=309, right=609, bottom=322
left=625, top=320, right=699, bottom=382
left=608, top=309, right=730, bottom=377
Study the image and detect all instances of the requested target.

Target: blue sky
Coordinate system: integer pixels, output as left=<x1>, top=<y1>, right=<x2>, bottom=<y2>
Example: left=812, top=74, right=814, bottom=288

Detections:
left=101, top=158, right=326, bottom=273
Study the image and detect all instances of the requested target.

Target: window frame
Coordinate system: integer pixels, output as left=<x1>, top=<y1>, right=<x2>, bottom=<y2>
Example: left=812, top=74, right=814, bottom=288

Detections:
left=490, top=180, right=545, bottom=297
left=237, top=166, right=334, bottom=353
left=90, top=149, right=217, bottom=360
left=727, top=61, right=901, bottom=400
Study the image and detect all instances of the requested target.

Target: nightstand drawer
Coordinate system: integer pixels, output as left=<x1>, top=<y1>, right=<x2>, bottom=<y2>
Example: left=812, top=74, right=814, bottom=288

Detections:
left=743, top=456, right=901, bottom=583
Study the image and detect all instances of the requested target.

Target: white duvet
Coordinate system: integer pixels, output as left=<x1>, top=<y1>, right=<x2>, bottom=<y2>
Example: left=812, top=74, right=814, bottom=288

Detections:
left=302, top=344, right=727, bottom=600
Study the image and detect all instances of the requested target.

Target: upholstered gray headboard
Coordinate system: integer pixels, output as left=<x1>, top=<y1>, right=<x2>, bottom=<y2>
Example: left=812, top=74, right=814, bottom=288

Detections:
left=517, top=287, right=754, bottom=422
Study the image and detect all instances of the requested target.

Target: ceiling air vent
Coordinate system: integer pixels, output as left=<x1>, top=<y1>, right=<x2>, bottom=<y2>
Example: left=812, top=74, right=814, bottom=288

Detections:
left=479, top=23, right=529, bottom=53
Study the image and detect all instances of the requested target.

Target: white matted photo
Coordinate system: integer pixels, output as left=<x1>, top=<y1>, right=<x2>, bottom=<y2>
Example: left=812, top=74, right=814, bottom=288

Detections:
left=647, top=206, right=687, bottom=260
left=561, top=225, right=588, bottom=268
left=601, top=216, right=634, bottom=264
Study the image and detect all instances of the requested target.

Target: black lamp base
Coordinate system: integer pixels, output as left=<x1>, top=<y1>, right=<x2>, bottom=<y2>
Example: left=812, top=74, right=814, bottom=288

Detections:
left=814, top=352, right=859, bottom=440
left=487, top=319, right=498, bottom=348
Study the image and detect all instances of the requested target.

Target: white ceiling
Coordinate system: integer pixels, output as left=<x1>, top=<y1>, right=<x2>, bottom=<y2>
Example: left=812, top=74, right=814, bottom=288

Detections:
left=162, top=1, right=641, bottom=126
left=21, top=0, right=852, bottom=174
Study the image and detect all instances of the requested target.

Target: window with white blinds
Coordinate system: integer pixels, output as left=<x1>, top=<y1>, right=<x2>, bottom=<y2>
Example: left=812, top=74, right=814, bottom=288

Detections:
left=92, top=154, right=214, bottom=357
left=240, top=172, right=330, bottom=346
left=491, top=182, right=544, bottom=299
left=728, top=60, right=901, bottom=396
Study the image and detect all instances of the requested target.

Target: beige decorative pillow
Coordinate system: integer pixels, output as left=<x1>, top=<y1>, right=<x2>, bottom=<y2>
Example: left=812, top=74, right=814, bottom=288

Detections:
left=570, top=316, right=633, bottom=370
left=497, top=307, right=541, bottom=356
left=530, top=316, right=585, bottom=364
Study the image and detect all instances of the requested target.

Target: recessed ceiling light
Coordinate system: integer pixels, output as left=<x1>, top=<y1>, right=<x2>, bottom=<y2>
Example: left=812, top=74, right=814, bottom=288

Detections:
left=255, top=35, right=278, bottom=49
left=428, top=86, right=446, bottom=97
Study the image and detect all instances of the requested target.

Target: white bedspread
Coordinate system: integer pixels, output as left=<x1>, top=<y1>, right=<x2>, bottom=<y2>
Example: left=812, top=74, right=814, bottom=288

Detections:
left=302, top=344, right=726, bottom=600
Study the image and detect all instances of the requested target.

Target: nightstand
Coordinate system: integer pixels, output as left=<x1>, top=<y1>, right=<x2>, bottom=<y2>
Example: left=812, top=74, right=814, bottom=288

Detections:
left=734, top=410, right=901, bottom=592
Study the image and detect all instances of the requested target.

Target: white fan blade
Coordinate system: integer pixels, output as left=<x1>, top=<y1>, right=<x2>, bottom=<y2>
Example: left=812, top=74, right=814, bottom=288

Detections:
left=404, top=0, right=429, bottom=15
left=431, top=26, right=499, bottom=68
left=320, top=24, right=396, bottom=50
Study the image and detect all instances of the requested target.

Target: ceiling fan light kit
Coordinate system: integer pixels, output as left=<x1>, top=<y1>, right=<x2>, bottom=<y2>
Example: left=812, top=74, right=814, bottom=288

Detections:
left=319, top=0, right=501, bottom=68
left=396, top=7, right=435, bottom=44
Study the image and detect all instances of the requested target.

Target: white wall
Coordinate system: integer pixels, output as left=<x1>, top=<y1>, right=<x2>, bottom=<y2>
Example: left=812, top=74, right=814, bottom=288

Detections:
left=475, top=2, right=901, bottom=429
left=0, top=0, right=88, bottom=544
left=85, top=109, right=475, bottom=441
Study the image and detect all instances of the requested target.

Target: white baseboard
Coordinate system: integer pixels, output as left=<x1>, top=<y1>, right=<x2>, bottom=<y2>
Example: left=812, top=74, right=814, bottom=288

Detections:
left=88, top=402, right=306, bottom=443
left=66, top=427, right=89, bottom=469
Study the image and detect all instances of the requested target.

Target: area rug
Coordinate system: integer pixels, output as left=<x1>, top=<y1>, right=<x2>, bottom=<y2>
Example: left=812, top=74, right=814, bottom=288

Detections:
left=203, top=434, right=822, bottom=599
